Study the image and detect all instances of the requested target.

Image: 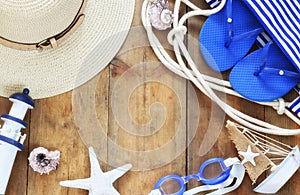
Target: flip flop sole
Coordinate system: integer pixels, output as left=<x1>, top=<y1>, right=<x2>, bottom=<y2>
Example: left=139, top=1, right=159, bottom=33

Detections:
left=199, top=0, right=262, bottom=72
left=229, top=44, right=299, bottom=102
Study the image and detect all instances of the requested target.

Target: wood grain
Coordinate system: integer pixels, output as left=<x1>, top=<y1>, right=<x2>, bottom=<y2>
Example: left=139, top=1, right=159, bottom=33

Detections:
left=2, top=0, right=299, bottom=195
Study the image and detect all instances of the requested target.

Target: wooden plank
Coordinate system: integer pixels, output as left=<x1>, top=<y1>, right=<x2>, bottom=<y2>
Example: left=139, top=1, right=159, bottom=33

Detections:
left=26, top=92, right=86, bottom=195
left=26, top=64, right=110, bottom=195
left=109, top=59, right=187, bottom=193
left=106, top=1, right=188, bottom=193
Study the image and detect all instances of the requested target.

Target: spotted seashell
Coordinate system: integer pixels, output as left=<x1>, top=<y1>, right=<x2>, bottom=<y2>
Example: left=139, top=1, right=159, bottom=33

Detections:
left=148, top=0, right=173, bottom=30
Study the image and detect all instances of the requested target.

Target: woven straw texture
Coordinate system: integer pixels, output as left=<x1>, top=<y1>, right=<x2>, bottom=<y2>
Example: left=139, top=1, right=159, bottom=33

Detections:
left=0, top=0, right=135, bottom=99
left=0, top=0, right=82, bottom=43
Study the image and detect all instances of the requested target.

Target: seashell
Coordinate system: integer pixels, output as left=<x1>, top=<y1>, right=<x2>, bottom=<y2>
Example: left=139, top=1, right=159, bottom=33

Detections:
left=148, top=0, right=173, bottom=30
left=28, top=147, right=60, bottom=175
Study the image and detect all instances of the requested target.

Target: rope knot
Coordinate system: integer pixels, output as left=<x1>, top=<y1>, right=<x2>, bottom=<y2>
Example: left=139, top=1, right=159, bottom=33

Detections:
left=273, top=98, right=285, bottom=115
left=167, top=26, right=187, bottom=45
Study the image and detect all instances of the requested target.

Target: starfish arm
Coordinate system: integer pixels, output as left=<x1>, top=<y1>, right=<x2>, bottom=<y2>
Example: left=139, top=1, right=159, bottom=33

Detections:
left=254, top=153, right=260, bottom=157
left=106, top=164, right=132, bottom=183
left=250, top=159, right=256, bottom=166
left=109, top=187, right=121, bottom=195
left=238, top=145, right=260, bottom=166
left=240, top=159, right=247, bottom=165
left=60, top=178, right=91, bottom=190
left=88, top=147, right=103, bottom=175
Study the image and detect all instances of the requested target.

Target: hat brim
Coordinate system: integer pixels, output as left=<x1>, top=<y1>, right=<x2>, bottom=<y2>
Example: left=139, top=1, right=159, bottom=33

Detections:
left=0, top=0, right=135, bottom=99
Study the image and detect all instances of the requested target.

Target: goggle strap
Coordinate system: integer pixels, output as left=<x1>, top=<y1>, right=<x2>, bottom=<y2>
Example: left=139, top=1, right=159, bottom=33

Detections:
left=183, top=158, right=245, bottom=195
left=148, top=189, right=162, bottom=195
left=224, top=157, right=240, bottom=167
left=206, top=164, right=245, bottom=195
left=183, top=180, right=228, bottom=195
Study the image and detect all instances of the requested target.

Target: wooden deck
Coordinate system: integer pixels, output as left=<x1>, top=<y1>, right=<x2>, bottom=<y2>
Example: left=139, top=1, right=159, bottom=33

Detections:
left=3, top=0, right=299, bottom=194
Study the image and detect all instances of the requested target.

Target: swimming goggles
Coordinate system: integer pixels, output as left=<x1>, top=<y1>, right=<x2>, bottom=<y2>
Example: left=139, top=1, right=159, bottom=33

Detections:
left=149, top=157, right=245, bottom=195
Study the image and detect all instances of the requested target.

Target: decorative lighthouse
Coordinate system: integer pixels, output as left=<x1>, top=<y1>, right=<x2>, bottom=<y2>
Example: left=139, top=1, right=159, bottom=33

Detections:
left=0, top=88, right=34, bottom=194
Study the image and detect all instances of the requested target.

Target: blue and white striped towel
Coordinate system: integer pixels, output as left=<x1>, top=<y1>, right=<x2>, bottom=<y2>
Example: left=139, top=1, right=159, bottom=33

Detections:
left=288, top=96, right=300, bottom=118
left=294, top=83, right=300, bottom=93
left=288, top=84, right=300, bottom=118
left=244, top=0, right=300, bottom=71
left=206, top=0, right=222, bottom=8
left=255, top=31, right=272, bottom=48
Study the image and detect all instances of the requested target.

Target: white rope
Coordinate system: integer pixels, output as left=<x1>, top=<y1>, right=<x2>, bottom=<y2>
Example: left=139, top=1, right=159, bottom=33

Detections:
left=234, top=122, right=292, bottom=162
left=246, top=133, right=291, bottom=156
left=141, top=0, right=300, bottom=135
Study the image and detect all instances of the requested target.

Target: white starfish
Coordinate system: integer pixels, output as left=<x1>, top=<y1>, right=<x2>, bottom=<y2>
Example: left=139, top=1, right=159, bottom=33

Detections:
left=238, top=145, right=260, bottom=166
left=60, top=147, right=132, bottom=195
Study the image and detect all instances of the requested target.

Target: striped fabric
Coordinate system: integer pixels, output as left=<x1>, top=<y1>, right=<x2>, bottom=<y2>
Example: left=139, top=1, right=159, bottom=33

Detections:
left=288, top=96, right=300, bottom=118
left=294, top=83, right=300, bottom=93
left=206, top=0, right=222, bottom=8
left=244, top=0, right=300, bottom=71
left=255, top=31, right=272, bottom=48
left=288, top=84, right=300, bottom=118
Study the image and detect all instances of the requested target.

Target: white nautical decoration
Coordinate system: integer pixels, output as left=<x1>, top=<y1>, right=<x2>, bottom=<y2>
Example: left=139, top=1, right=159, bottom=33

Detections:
left=227, top=120, right=299, bottom=193
left=238, top=145, right=260, bottom=166
left=254, top=146, right=300, bottom=194
left=0, top=89, right=34, bottom=194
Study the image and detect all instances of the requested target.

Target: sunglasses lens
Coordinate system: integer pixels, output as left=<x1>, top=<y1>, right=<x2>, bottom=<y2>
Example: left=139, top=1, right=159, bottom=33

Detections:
left=202, top=162, right=224, bottom=179
left=158, top=178, right=182, bottom=194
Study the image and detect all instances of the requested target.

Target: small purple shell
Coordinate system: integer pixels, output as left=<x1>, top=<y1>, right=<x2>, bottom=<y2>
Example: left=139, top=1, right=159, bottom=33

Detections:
left=148, top=0, right=173, bottom=30
left=28, top=147, right=60, bottom=175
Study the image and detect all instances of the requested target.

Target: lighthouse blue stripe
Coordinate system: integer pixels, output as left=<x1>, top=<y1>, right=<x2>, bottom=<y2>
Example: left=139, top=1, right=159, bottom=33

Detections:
left=0, top=135, right=24, bottom=151
left=1, top=114, right=27, bottom=128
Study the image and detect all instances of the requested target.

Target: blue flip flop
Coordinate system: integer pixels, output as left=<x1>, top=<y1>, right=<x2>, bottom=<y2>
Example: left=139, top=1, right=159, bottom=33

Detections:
left=229, top=42, right=300, bottom=102
left=199, top=0, right=263, bottom=72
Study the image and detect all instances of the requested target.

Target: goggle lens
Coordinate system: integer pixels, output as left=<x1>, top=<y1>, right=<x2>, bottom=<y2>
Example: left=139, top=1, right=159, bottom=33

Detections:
left=158, top=178, right=182, bottom=194
left=202, top=161, right=225, bottom=180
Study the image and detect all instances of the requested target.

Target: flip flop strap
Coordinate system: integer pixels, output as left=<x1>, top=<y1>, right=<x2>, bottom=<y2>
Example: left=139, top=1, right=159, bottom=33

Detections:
left=225, top=0, right=263, bottom=48
left=205, top=0, right=270, bottom=49
left=254, top=42, right=272, bottom=76
left=225, top=28, right=263, bottom=48
left=254, top=42, right=300, bottom=80
left=262, top=67, right=300, bottom=81
left=226, top=0, right=233, bottom=44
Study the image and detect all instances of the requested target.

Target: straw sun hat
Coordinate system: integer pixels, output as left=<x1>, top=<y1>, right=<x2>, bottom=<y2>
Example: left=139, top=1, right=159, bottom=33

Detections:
left=0, top=0, right=135, bottom=99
